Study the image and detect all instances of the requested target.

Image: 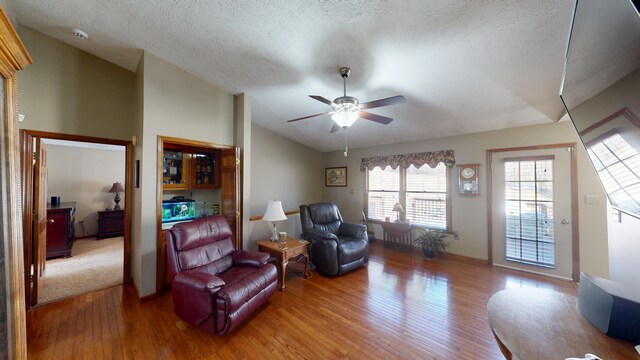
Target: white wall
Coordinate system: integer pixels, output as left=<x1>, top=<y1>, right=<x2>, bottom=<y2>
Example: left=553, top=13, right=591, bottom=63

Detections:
left=235, top=94, right=253, bottom=250
left=247, top=124, right=324, bottom=249
left=607, top=206, right=640, bottom=289
left=134, top=51, right=234, bottom=296
left=322, top=121, right=609, bottom=278
left=46, top=143, right=125, bottom=236
left=17, top=26, right=135, bottom=141
left=569, top=67, right=640, bottom=288
left=132, top=55, right=144, bottom=295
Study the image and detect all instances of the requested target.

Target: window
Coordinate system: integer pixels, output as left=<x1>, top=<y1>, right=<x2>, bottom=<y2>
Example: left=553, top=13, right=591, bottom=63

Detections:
left=366, top=163, right=450, bottom=230
left=586, top=132, right=640, bottom=214
left=504, top=158, right=555, bottom=267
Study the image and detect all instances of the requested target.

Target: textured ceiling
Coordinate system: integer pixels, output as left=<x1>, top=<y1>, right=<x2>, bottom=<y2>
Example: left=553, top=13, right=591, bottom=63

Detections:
left=12, top=0, right=576, bottom=152
left=561, top=0, right=640, bottom=109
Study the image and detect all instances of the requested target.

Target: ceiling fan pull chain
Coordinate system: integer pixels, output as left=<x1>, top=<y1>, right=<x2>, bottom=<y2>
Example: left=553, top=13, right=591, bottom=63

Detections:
left=344, top=127, right=349, bottom=158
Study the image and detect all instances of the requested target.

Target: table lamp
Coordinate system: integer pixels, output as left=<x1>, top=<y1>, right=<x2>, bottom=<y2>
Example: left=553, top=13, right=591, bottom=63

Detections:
left=109, top=182, right=125, bottom=210
left=392, top=202, right=404, bottom=222
left=263, top=200, right=287, bottom=242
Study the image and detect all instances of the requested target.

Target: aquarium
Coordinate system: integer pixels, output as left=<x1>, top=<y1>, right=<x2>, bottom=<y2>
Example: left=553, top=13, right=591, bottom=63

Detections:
left=162, top=199, right=196, bottom=223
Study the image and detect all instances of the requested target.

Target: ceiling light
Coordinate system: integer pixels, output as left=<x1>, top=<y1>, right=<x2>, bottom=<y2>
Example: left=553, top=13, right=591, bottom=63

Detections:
left=331, top=111, right=359, bottom=127
left=331, top=95, right=360, bottom=128
left=72, top=29, right=89, bottom=40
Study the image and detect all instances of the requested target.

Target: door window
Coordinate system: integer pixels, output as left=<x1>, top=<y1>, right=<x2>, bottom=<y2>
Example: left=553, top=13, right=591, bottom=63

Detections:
left=504, top=158, right=555, bottom=267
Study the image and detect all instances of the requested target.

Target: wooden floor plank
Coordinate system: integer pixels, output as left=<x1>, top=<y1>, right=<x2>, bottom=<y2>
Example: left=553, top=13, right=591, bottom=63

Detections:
left=27, top=242, right=587, bottom=359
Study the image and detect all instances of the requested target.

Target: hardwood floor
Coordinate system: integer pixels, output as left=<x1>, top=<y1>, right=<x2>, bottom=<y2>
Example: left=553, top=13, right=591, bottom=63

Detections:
left=26, top=242, right=578, bottom=359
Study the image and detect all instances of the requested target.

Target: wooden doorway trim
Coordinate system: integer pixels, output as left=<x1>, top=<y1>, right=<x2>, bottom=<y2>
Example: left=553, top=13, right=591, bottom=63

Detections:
left=0, top=5, right=32, bottom=359
left=156, top=135, right=237, bottom=295
left=20, top=130, right=134, bottom=293
left=486, top=143, right=580, bottom=281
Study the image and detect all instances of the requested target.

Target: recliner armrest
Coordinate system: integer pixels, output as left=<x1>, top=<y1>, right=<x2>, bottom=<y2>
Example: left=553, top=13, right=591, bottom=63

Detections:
left=304, top=228, right=339, bottom=242
left=339, top=222, right=367, bottom=239
left=232, top=250, right=270, bottom=267
left=173, top=271, right=225, bottom=293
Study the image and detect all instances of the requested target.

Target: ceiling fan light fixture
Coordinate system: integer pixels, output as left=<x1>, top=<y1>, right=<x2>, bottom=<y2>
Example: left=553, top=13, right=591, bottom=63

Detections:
left=331, top=111, right=359, bottom=127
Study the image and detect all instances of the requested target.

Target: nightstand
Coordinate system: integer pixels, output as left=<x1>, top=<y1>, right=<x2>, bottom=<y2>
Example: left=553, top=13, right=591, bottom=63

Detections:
left=97, top=209, right=124, bottom=239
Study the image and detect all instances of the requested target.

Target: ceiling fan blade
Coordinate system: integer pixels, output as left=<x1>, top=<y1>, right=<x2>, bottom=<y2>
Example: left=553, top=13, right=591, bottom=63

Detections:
left=359, top=111, right=393, bottom=125
left=309, top=95, right=333, bottom=105
left=360, top=95, right=407, bottom=110
left=287, top=112, right=328, bottom=122
left=330, top=122, right=341, bottom=133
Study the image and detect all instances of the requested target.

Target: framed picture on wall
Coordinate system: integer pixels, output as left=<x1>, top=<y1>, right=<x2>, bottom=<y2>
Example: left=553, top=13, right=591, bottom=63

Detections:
left=325, top=167, right=347, bottom=187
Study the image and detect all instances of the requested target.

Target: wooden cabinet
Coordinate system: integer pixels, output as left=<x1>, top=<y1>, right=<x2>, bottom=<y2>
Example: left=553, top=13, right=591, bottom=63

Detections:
left=162, top=148, right=189, bottom=189
left=46, top=202, right=76, bottom=259
left=97, top=209, right=125, bottom=239
left=162, top=147, right=220, bottom=190
left=191, top=150, right=219, bottom=188
left=157, top=230, right=170, bottom=293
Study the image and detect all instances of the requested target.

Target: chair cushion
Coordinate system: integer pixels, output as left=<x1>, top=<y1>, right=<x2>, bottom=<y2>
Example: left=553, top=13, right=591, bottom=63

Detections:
left=217, top=266, right=277, bottom=314
left=337, top=237, right=368, bottom=264
left=171, top=216, right=232, bottom=251
left=309, top=203, right=341, bottom=224
left=170, top=216, right=235, bottom=273
left=178, top=238, right=234, bottom=273
left=313, top=221, right=341, bottom=235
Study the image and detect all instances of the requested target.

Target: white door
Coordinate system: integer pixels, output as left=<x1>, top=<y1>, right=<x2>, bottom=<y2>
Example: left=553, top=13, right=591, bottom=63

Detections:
left=491, top=147, right=574, bottom=279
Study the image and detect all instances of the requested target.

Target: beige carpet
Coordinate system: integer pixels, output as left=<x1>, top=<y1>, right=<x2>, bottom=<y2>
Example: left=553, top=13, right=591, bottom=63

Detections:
left=39, top=236, right=123, bottom=305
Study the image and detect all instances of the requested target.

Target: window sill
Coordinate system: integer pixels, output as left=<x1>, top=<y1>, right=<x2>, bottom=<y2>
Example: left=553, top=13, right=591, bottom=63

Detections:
left=365, top=218, right=451, bottom=233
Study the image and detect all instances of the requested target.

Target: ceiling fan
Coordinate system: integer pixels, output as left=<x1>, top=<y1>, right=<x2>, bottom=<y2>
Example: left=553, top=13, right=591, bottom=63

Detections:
left=287, top=67, right=407, bottom=133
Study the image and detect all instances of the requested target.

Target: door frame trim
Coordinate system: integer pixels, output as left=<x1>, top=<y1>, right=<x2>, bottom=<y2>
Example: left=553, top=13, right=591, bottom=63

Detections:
left=20, top=130, right=134, bottom=296
left=156, top=135, right=236, bottom=295
left=486, top=143, right=579, bottom=281
left=0, top=7, right=33, bottom=357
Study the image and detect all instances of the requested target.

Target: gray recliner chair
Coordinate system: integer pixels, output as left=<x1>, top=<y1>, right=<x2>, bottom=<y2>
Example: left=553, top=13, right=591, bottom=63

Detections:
left=299, top=203, right=368, bottom=276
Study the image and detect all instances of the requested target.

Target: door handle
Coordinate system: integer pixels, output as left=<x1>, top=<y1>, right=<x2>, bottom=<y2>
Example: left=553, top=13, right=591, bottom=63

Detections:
left=47, top=219, right=54, bottom=223
left=561, top=219, right=569, bottom=225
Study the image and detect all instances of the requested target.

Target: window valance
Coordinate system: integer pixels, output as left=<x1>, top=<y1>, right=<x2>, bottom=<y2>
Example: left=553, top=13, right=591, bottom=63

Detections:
left=360, top=150, right=455, bottom=171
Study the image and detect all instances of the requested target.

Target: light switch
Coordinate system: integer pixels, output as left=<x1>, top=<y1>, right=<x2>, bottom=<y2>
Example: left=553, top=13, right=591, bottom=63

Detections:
left=585, top=195, right=600, bottom=205
left=611, top=208, right=621, bottom=223
left=348, top=188, right=354, bottom=194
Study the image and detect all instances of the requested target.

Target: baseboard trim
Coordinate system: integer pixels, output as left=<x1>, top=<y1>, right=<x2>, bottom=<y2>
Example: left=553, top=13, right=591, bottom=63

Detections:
left=75, top=234, right=98, bottom=240
left=441, top=252, right=490, bottom=266
left=131, top=282, right=160, bottom=303
left=492, top=263, right=574, bottom=282
left=404, top=244, right=490, bottom=265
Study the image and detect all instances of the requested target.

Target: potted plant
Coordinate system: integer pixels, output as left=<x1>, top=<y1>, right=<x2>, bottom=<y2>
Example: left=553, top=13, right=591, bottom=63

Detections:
left=413, top=227, right=448, bottom=259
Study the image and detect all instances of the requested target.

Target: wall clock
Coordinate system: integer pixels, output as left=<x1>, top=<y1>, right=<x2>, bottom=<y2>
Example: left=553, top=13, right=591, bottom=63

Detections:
left=458, top=163, right=479, bottom=196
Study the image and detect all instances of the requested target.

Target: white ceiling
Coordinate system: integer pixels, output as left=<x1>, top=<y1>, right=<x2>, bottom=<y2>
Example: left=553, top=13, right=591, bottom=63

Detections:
left=12, top=0, right=576, bottom=152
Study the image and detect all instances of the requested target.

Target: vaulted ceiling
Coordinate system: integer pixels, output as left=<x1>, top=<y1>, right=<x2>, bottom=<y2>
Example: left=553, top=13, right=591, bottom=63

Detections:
left=11, top=0, right=575, bottom=152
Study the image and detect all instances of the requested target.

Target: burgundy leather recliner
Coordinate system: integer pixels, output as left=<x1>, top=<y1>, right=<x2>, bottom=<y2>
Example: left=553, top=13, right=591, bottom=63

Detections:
left=165, top=215, right=278, bottom=335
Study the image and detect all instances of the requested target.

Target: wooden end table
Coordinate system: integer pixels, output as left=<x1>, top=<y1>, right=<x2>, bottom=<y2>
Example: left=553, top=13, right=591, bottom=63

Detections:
left=380, top=221, right=413, bottom=252
left=487, top=289, right=638, bottom=359
left=256, top=237, right=311, bottom=291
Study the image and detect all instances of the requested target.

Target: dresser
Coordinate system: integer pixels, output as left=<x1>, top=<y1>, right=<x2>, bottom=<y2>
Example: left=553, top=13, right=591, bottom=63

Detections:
left=46, top=202, right=76, bottom=259
left=97, top=209, right=125, bottom=239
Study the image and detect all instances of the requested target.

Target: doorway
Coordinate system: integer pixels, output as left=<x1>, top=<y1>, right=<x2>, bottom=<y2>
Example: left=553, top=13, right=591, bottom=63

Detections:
left=487, top=143, right=579, bottom=281
left=21, top=130, right=132, bottom=308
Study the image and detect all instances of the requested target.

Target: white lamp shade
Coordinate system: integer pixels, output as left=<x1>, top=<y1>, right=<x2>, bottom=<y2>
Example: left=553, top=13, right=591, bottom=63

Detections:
left=392, top=202, right=404, bottom=212
left=263, top=200, right=287, bottom=222
left=331, top=111, right=359, bottom=128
